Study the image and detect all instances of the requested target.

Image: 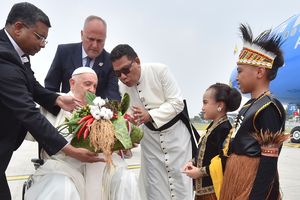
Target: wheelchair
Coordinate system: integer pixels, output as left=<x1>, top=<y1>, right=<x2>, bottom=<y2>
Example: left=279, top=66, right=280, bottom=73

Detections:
left=21, top=149, right=44, bottom=200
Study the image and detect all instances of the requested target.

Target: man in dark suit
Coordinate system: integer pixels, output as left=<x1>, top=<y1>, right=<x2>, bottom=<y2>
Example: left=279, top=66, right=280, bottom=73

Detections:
left=44, top=15, right=121, bottom=101
left=0, top=3, right=103, bottom=199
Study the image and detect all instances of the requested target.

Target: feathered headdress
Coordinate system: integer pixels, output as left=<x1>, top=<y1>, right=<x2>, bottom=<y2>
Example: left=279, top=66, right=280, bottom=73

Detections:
left=237, top=24, right=283, bottom=69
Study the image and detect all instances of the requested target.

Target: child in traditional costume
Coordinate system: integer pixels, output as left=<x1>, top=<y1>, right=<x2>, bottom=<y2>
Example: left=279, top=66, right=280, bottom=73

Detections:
left=182, top=83, right=241, bottom=200
left=220, top=24, right=287, bottom=200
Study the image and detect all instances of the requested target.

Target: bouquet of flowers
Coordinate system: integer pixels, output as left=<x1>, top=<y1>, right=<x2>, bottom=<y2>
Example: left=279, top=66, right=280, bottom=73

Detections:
left=57, top=92, right=143, bottom=164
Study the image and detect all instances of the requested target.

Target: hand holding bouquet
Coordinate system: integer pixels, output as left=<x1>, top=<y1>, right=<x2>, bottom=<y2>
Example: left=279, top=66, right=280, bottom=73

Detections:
left=57, top=92, right=143, bottom=164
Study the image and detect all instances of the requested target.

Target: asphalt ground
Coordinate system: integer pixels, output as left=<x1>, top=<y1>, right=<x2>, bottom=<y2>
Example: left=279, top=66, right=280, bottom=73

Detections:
left=7, top=140, right=300, bottom=200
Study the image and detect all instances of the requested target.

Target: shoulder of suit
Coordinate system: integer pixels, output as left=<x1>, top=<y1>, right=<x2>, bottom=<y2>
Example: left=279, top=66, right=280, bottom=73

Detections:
left=97, top=48, right=110, bottom=59
left=101, top=48, right=109, bottom=55
left=56, top=43, right=82, bottom=57
left=0, top=41, right=22, bottom=67
left=58, top=42, right=81, bottom=49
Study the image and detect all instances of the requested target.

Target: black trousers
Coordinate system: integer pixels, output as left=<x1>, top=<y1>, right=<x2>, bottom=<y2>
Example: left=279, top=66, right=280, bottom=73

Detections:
left=0, top=174, right=11, bottom=200
left=0, top=152, right=13, bottom=200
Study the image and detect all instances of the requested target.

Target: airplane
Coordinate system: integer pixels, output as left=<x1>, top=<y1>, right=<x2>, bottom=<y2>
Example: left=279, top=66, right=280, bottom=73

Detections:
left=230, top=13, right=300, bottom=143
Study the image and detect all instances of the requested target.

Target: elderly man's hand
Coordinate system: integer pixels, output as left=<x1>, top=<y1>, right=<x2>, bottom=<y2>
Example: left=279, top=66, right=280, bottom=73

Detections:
left=55, top=95, right=83, bottom=112
left=62, top=144, right=105, bottom=163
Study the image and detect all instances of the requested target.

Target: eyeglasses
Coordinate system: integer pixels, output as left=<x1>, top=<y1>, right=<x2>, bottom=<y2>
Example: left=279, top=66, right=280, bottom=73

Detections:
left=114, top=60, right=134, bottom=77
left=22, top=23, right=48, bottom=45
left=32, top=31, right=48, bottom=45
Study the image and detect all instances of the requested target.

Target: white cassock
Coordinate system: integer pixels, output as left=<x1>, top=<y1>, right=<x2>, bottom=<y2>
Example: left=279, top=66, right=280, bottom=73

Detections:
left=24, top=107, right=106, bottom=200
left=24, top=92, right=141, bottom=200
left=119, top=63, right=193, bottom=200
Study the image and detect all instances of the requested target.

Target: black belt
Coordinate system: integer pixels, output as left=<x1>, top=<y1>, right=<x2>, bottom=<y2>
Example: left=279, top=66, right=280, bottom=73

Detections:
left=144, top=100, right=200, bottom=157
left=145, top=113, right=181, bottom=131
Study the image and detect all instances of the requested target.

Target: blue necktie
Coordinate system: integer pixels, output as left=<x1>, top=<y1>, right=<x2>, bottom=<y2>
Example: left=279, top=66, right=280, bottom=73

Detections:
left=85, top=56, right=92, bottom=67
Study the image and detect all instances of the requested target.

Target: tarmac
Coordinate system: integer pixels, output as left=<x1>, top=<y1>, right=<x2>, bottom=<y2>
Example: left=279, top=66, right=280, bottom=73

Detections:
left=7, top=140, right=300, bottom=200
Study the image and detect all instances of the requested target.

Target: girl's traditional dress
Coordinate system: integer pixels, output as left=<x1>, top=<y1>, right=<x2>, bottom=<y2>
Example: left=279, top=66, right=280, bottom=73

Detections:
left=195, top=115, right=231, bottom=200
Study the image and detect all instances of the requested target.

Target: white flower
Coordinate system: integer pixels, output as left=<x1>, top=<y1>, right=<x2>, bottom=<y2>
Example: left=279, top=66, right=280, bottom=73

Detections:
left=93, top=97, right=106, bottom=107
left=89, top=104, right=114, bottom=120
left=100, top=107, right=113, bottom=120
left=89, top=105, right=101, bottom=120
left=89, top=105, right=99, bottom=113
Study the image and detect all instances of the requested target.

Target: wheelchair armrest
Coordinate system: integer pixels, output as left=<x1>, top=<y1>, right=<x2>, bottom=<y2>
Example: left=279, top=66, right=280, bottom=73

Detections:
left=31, top=158, right=44, bottom=169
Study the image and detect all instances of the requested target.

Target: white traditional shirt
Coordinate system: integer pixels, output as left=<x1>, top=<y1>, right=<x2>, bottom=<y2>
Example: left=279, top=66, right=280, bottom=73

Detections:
left=119, top=63, right=193, bottom=200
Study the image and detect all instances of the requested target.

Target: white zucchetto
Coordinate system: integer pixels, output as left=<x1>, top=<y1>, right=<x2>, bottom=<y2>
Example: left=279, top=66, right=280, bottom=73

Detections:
left=72, top=67, right=96, bottom=76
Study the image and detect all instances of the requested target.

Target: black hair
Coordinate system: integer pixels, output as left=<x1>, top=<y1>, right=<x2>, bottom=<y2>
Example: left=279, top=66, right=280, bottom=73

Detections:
left=5, top=2, right=51, bottom=28
left=239, top=24, right=284, bottom=80
left=208, top=83, right=242, bottom=112
left=110, top=44, right=138, bottom=62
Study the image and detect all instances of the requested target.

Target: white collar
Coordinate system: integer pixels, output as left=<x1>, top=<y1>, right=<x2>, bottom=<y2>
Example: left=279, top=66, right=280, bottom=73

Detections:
left=81, top=45, right=88, bottom=59
left=138, top=64, right=144, bottom=85
left=4, top=29, right=25, bottom=59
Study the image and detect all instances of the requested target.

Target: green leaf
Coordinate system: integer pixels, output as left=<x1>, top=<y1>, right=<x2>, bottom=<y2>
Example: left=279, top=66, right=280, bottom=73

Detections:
left=71, top=136, right=95, bottom=152
left=120, top=93, right=130, bottom=115
left=130, top=125, right=144, bottom=143
left=113, top=127, right=143, bottom=150
left=112, top=112, right=132, bottom=149
left=85, top=91, right=96, bottom=105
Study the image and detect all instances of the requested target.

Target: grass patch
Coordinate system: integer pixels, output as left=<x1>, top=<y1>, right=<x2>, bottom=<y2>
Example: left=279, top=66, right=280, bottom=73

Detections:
left=192, top=122, right=209, bottom=131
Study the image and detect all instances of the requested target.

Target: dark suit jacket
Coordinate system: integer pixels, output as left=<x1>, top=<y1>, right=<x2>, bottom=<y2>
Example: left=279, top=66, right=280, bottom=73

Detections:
left=0, top=29, right=67, bottom=174
left=44, top=43, right=121, bottom=101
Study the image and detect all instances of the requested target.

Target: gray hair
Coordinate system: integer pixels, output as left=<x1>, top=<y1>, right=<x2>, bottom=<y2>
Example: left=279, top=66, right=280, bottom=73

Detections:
left=83, top=15, right=107, bottom=30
